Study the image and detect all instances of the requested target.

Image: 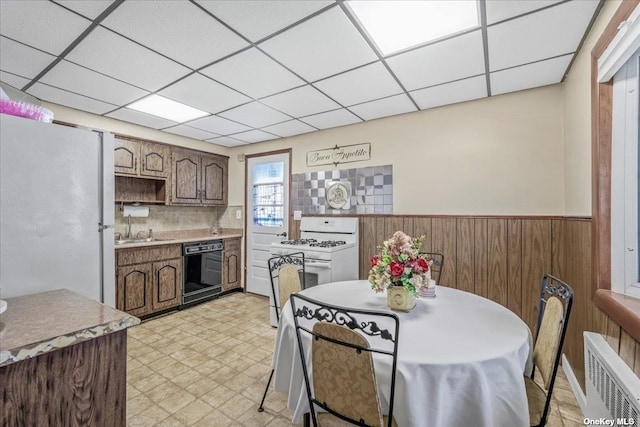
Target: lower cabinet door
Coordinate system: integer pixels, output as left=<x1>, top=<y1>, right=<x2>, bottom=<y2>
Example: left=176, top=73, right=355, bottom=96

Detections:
left=152, top=258, right=183, bottom=311
left=222, top=249, right=241, bottom=291
left=117, top=264, right=152, bottom=317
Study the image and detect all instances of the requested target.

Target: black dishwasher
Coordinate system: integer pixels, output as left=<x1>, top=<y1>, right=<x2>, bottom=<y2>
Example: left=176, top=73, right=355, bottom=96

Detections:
left=182, top=240, right=223, bottom=306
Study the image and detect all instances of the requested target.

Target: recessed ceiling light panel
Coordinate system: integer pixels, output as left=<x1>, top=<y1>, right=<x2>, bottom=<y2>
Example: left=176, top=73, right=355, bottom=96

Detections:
left=347, top=0, right=479, bottom=55
left=127, top=94, right=209, bottom=123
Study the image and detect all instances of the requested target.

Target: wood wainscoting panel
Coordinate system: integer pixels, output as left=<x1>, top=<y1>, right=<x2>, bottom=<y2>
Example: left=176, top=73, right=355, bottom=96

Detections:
left=487, top=219, right=508, bottom=307
left=474, top=218, right=489, bottom=298
left=432, top=218, right=457, bottom=287
left=507, top=219, right=523, bottom=318
left=620, top=329, right=637, bottom=371
left=521, top=220, right=552, bottom=332
left=413, top=217, right=433, bottom=253
left=456, top=218, right=475, bottom=293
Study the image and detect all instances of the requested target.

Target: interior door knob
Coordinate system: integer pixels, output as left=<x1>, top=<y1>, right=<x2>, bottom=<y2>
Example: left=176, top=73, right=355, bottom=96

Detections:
left=277, top=232, right=287, bottom=237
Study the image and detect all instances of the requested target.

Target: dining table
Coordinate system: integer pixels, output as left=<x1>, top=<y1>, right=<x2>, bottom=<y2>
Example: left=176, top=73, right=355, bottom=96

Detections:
left=271, top=280, right=533, bottom=427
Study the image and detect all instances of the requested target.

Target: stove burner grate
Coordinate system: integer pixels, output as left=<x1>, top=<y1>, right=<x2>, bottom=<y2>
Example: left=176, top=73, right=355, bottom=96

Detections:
left=309, top=240, right=347, bottom=248
left=280, top=238, right=318, bottom=245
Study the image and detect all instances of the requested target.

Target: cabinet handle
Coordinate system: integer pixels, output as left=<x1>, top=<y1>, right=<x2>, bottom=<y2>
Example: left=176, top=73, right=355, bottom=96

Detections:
left=142, top=158, right=145, bottom=170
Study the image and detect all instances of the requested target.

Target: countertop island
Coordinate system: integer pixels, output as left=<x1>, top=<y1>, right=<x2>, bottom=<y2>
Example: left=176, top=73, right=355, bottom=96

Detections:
left=0, top=289, right=140, bottom=426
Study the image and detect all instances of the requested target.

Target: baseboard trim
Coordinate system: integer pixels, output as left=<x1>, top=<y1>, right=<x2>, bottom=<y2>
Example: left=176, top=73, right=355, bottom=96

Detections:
left=562, top=353, right=587, bottom=414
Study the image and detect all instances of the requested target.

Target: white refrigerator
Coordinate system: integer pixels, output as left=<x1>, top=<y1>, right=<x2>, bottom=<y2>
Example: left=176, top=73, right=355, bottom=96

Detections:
left=0, top=114, right=115, bottom=306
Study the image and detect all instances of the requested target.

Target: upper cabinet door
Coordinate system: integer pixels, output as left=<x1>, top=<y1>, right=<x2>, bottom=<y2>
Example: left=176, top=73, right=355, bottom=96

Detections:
left=202, top=154, right=228, bottom=206
left=140, top=142, right=170, bottom=179
left=171, top=149, right=201, bottom=205
left=114, top=137, right=139, bottom=176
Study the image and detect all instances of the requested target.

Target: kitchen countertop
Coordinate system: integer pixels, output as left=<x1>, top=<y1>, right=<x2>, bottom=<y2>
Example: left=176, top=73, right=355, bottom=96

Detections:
left=114, top=228, right=243, bottom=249
left=0, top=289, right=139, bottom=367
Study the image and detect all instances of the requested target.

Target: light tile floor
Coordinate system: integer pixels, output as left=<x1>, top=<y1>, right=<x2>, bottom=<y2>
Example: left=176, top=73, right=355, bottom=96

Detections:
left=126, top=292, right=584, bottom=426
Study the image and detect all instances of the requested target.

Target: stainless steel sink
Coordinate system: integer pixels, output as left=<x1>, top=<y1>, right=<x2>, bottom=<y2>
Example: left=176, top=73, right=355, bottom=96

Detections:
left=114, top=238, right=174, bottom=245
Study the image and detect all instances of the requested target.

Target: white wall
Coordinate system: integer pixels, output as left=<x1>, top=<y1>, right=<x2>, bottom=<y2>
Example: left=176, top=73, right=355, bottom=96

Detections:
left=562, top=0, right=621, bottom=216
left=228, top=85, right=565, bottom=215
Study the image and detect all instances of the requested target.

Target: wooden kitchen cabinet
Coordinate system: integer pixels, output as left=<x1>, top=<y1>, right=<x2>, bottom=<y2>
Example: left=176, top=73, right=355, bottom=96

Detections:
left=116, top=244, right=182, bottom=317
left=222, top=238, right=241, bottom=292
left=202, top=154, right=227, bottom=206
left=114, top=136, right=170, bottom=179
left=171, top=148, right=228, bottom=206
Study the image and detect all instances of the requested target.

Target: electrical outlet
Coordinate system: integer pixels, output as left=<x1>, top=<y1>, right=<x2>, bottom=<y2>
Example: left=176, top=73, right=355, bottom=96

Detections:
left=294, top=210, right=302, bottom=220
left=235, top=209, right=242, bottom=220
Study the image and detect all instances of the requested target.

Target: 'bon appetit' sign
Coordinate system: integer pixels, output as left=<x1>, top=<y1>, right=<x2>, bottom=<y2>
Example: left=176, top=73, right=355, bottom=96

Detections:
left=306, top=143, right=371, bottom=167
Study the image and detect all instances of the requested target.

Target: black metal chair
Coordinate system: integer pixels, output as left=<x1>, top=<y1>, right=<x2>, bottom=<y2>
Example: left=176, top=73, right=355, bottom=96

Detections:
left=290, top=293, right=400, bottom=427
left=525, top=274, right=573, bottom=427
left=258, top=252, right=305, bottom=413
left=420, top=252, right=444, bottom=285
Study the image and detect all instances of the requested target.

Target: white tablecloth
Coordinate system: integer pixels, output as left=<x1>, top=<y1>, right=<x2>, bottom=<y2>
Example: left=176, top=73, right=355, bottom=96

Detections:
left=272, top=280, right=533, bottom=427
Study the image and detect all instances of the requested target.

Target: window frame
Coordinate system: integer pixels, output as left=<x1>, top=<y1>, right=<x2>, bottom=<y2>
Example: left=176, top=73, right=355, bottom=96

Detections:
left=610, top=50, right=640, bottom=298
left=592, top=0, right=640, bottom=342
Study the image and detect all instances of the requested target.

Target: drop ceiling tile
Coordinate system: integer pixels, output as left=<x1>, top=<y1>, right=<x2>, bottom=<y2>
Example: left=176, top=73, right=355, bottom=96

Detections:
left=259, top=7, right=377, bottom=82
left=106, top=108, right=178, bottom=129
left=195, top=0, right=332, bottom=42
left=39, top=60, right=149, bottom=105
left=485, top=0, right=561, bottom=25
left=66, top=27, right=190, bottom=92
left=0, top=72, right=31, bottom=90
left=229, top=130, right=278, bottom=143
left=261, top=119, right=316, bottom=137
left=261, top=85, right=340, bottom=117
left=206, top=136, right=248, bottom=147
left=53, top=0, right=115, bottom=19
left=0, top=37, right=55, bottom=79
left=0, top=1, right=90, bottom=55
left=348, top=94, right=417, bottom=121
left=102, top=1, right=248, bottom=70
left=300, top=109, right=361, bottom=130
left=410, top=76, right=487, bottom=110
left=491, top=55, right=572, bottom=96
left=387, top=30, right=485, bottom=91
left=186, top=115, right=251, bottom=135
left=218, top=102, right=291, bottom=128
left=164, top=125, right=220, bottom=141
left=159, top=73, right=250, bottom=114
left=27, top=83, right=117, bottom=115
left=314, top=62, right=403, bottom=107
left=200, top=48, right=305, bottom=99
left=488, top=1, right=599, bottom=71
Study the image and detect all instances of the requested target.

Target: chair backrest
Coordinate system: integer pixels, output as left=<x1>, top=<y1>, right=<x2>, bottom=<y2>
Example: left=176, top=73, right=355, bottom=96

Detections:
left=268, top=252, right=305, bottom=323
left=420, top=252, right=444, bottom=285
left=290, top=293, right=400, bottom=427
left=532, top=274, right=573, bottom=424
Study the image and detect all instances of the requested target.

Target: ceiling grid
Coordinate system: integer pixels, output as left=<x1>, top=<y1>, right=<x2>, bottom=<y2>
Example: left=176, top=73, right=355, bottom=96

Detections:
left=0, top=0, right=602, bottom=147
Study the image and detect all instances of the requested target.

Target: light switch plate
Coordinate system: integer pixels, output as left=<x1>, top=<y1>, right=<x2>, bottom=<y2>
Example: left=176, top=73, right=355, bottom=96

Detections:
left=294, top=210, right=302, bottom=220
left=235, top=209, right=242, bottom=220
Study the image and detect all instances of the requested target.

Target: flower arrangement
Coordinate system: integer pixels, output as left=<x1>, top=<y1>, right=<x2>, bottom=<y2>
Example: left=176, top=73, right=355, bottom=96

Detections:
left=368, top=231, right=432, bottom=296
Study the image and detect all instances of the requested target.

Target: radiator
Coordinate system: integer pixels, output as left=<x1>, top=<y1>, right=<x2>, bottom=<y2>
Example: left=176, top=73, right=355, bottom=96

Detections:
left=584, top=332, right=640, bottom=425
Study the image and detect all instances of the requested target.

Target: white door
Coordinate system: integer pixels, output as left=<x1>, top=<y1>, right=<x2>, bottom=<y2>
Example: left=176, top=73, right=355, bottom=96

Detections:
left=246, top=152, right=290, bottom=296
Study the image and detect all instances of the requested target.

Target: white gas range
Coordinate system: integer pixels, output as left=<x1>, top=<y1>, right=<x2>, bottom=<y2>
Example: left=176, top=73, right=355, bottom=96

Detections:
left=268, top=216, right=359, bottom=326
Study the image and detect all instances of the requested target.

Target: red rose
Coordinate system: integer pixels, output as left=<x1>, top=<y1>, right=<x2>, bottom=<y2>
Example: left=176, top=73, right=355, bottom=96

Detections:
left=417, top=258, right=429, bottom=271
left=370, top=255, right=380, bottom=268
left=390, top=262, right=404, bottom=277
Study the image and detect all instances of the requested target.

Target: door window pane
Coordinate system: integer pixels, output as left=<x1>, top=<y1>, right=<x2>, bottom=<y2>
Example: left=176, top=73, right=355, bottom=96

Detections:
left=253, top=183, right=284, bottom=226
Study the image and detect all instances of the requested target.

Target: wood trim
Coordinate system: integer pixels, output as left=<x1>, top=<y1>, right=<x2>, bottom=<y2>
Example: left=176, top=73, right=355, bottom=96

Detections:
left=594, top=289, right=640, bottom=341
left=591, top=0, right=640, bottom=342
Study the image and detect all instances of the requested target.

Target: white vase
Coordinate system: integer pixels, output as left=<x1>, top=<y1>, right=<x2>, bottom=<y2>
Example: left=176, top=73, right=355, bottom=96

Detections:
left=387, top=286, right=416, bottom=312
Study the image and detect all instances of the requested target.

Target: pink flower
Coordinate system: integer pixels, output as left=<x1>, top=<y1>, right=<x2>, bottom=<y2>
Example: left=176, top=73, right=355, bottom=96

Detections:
left=370, top=255, right=380, bottom=268
left=390, top=261, right=404, bottom=277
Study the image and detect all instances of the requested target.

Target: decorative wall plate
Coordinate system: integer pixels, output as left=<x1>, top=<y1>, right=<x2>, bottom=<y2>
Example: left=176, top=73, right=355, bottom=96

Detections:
left=326, top=182, right=349, bottom=209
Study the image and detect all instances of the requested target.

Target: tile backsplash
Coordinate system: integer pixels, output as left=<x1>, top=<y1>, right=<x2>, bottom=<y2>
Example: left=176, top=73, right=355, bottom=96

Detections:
left=292, top=165, right=393, bottom=215
left=114, top=205, right=244, bottom=236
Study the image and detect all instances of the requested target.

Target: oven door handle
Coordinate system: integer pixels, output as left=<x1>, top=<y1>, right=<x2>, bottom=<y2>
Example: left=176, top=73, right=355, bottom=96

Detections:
left=305, top=261, right=332, bottom=269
